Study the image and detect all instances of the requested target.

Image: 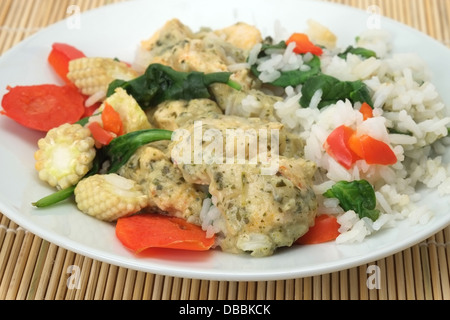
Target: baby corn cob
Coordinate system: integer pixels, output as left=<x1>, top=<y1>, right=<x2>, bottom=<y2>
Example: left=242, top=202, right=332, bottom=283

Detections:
left=67, top=57, right=139, bottom=97
left=74, top=173, right=149, bottom=222
left=34, top=123, right=96, bottom=190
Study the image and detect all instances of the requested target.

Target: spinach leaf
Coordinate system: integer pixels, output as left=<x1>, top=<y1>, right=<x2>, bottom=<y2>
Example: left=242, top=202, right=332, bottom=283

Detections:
left=107, top=63, right=237, bottom=109
left=270, top=55, right=321, bottom=87
left=323, top=180, right=380, bottom=221
left=249, top=41, right=321, bottom=87
left=338, top=46, right=377, bottom=59
left=249, top=41, right=374, bottom=109
left=299, top=74, right=373, bottom=109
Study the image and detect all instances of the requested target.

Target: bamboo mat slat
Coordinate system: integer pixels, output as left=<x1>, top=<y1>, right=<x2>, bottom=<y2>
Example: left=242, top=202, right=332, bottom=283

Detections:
left=0, top=0, right=449, bottom=300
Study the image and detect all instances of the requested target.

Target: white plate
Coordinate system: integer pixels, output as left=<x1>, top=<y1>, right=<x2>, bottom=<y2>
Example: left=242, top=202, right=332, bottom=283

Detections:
left=0, top=0, right=449, bottom=281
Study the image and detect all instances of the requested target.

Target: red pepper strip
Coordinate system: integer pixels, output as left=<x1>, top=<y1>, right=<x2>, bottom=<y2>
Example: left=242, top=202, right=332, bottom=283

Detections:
left=47, top=43, right=86, bottom=85
left=359, top=102, right=373, bottom=120
left=87, top=121, right=113, bottom=146
left=296, top=214, right=341, bottom=245
left=348, top=134, right=397, bottom=165
left=101, top=102, right=123, bottom=136
left=1, top=84, right=85, bottom=132
left=323, top=125, right=361, bottom=169
left=115, top=212, right=215, bottom=253
left=286, top=33, right=323, bottom=56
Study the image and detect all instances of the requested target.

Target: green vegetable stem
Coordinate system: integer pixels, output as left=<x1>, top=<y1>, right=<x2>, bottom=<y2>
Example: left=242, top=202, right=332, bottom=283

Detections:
left=103, top=129, right=173, bottom=173
left=32, top=185, right=77, bottom=208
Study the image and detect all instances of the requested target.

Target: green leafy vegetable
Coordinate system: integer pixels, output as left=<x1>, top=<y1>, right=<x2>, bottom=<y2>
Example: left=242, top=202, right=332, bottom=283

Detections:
left=107, top=63, right=240, bottom=109
left=338, top=46, right=377, bottom=59
left=249, top=41, right=321, bottom=87
left=299, top=74, right=373, bottom=109
left=270, top=55, right=321, bottom=87
left=323, top=180, right=380, bottom=221
left=249, top=41, right=374, bottom=110
left=32, top=129, right=173, bottom=208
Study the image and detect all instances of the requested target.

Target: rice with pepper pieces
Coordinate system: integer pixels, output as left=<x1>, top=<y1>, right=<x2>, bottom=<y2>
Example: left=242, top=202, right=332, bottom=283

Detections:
left=223, top=23, right=450, bottom=244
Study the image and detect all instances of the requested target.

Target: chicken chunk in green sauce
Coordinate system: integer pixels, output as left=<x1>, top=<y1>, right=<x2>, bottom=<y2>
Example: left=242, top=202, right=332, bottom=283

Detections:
left=167, top=115, right=317, bottom=256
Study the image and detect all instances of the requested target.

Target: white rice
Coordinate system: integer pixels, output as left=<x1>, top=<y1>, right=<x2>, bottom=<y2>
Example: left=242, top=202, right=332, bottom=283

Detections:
left=254, top=41, right=307, bottom=83
left=200, top=196, right=226, bottom=242
left=84, top=90, right=106, bottom=107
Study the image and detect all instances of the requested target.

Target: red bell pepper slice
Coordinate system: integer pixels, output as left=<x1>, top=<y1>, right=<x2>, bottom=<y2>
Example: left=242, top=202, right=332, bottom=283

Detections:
left=286, top=33, right=323, bottom=56
left=359, top=102, right=373, bottom=120
left=324, top=125, right=361, bottom=169
left=115, top=213, right=215, bottom=253
left=348, top=134, right=397, bottom=165
left=324, top=124, right=397, bottom=168
left=48, top=43, right=86, bottom=85
left=1, top=84, right=85, bottom=132
left=87, top=121, right=113, bottom=146
left=296, top=214, right=341, bottom=245
left=101, top=102, right=123, bottom=136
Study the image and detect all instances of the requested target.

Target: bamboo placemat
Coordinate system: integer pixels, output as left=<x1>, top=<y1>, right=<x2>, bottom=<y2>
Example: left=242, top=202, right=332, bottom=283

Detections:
left=0, top=0, right=449, bottom=301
